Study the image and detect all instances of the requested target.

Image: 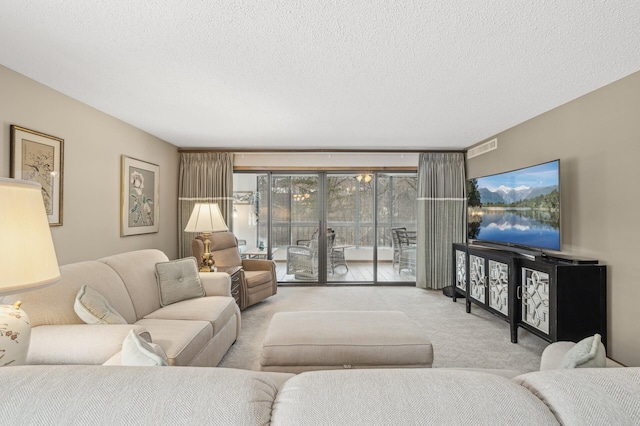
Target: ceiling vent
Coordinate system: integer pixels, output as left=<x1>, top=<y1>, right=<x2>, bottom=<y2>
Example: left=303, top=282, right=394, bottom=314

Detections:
left=467, top=138, right=497, bottom=159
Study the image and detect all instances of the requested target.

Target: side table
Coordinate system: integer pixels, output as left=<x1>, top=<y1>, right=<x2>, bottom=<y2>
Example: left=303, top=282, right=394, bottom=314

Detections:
left=217, top=266, right=244, bottom=309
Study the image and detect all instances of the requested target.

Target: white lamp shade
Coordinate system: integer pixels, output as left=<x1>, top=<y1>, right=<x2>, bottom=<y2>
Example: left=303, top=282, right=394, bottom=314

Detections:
left=0, top=178, right=60, bottom=295
left=184, top=203, right=228, bottom=233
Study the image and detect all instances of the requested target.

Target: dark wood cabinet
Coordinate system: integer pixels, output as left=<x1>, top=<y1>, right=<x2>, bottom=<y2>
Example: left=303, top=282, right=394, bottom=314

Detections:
left=518, top=257, right=607, bottom=348
left=217, top=266, right=244, bottom=309
left=453, top=244, right=519, bottom=340
left=452, top=244, right=607, bottom=348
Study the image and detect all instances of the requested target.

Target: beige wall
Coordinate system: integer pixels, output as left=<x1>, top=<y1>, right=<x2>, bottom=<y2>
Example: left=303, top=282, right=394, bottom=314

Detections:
left=0, top=65, right=179, bottom=265
left=467, top=70, right=640, bottom=367
left=235, top=152, right=419, bottom=168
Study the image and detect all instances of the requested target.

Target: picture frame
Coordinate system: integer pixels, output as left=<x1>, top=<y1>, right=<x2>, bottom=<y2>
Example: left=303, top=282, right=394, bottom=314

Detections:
left=233, top=191, right=253, bottom=205
left=121, top=155, right=160, bottom=236
left=10, top=125, right=64, bottom=226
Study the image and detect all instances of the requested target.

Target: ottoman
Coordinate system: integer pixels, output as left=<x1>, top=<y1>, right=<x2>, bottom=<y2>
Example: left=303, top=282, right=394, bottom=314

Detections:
left=259, top=311, right=433, bottom=373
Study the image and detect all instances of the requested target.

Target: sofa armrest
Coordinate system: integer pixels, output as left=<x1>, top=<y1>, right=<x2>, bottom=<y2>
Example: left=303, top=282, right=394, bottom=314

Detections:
left=27, top=324, right=150, bottom=365
left=242, top=258, right=276, bottom=272
left=539, top=342, right=576, bottom=370
left=199, top=272, right=232, bottom=297
left=540, top=341, right=624, bottom=370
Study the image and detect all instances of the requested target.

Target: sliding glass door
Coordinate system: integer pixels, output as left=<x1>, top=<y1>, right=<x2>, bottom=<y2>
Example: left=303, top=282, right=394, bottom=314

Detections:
left=376, top=173, right=418, bottom=282
left=325, top=173, right=375, bottom=283
left=232, top=171, right=417, bottom=284
left=271, top=173, right=322, bottom=284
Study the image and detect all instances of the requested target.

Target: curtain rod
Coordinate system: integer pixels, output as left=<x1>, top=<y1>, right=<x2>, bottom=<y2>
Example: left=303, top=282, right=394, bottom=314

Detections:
left=178, top=148, right=467, bottom=154
left=234, top=166, right=418, bottom=171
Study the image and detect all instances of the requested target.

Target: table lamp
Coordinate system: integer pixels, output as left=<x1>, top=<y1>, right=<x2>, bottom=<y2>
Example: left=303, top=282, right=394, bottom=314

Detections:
left=184, top=203, right=228, bottom=272
left=0, top=178, right=60, bottom=366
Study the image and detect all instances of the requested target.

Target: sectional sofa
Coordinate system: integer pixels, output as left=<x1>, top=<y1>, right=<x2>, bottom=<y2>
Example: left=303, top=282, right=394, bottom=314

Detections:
left=2, top=249, right=638, bottom=424
left=0, top=249, right=240, bottom=366
left=2, top=362, right=638, bottom=425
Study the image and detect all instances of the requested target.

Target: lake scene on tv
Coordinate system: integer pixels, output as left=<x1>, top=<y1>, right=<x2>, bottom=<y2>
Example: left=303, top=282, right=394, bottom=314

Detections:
left=468, top=160, right=560, bottom=251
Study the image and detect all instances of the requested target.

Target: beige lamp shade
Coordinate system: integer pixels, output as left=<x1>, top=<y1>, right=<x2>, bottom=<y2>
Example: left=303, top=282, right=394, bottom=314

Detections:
left=0, top=178, right=61, bottom=295
left=184, top=203, right=228, bottom=233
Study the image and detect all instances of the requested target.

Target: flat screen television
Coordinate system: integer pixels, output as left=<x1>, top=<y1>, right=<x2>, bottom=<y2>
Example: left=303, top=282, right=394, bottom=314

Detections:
left=467, top=159, right=560, bottom=253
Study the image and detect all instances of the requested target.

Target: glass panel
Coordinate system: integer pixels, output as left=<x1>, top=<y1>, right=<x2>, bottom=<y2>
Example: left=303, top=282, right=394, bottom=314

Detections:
left=488, top=260, right=509, bottom=315
left=326, top=173, right=374, bottom=283
left=376, top=173, right=417, bottom=283
left=272, top=174, right=320, bottom=283
left=521, top=268, right=550, bottom=333
left=469, top=254, right=485, bottom=302
left=232, top=173, right=268, bottom=257
left=455, top=250, right=467, bottom=291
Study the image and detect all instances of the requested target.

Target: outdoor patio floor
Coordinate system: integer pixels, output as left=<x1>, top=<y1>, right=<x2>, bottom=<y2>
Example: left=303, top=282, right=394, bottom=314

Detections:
left=275, top=260, right=416, bottom=284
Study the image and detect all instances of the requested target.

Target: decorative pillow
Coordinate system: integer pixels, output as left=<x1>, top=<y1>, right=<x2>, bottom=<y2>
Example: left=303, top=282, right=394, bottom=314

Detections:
left=74, top=285, right=127, bottom=325
left=155, top=257, right=205, bottom=306
left=121, top=330, right=168, bottom=366
left=559, top=334, right=606, bottom=369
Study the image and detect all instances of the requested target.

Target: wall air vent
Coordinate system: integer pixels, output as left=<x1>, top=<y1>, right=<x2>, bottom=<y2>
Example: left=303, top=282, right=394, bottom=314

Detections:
left=467, top=138, right=497, bottom=159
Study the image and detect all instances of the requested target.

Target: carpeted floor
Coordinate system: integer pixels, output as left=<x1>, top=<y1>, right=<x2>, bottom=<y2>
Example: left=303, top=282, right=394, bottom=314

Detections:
left=218, top=286, right=548, bottom=372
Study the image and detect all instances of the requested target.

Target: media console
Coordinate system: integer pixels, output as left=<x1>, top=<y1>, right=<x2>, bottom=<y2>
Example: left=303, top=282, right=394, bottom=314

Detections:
left=452, top=243, right=607, bottom=348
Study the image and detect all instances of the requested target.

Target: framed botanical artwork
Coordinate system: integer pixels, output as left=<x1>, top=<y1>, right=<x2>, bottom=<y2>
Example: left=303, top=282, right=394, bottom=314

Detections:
left=121, top=156, right=160, bottom=236
left=10, top=125, right=64, bottom=226
left=233, top=191, right=253, bottom=205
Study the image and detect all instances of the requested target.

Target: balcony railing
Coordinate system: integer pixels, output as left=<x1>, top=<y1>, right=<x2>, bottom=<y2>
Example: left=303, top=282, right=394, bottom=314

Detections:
left=264, top=222, right=416, bottom=249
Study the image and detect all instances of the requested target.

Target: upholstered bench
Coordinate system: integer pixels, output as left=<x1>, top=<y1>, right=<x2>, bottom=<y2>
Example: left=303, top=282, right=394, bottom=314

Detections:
left=259, top=311, right=433, bottom=373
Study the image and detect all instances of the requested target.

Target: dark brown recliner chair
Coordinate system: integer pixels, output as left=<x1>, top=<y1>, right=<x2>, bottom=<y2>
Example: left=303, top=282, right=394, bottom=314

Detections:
left=192, top=232, right=277, bottom=310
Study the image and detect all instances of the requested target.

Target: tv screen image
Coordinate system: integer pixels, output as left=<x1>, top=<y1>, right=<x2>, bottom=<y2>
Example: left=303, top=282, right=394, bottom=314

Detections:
left=467, top=159, right=560, bottom=251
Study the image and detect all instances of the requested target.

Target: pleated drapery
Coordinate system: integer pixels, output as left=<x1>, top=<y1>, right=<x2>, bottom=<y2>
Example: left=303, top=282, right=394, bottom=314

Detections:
left=178, top=152, right=234, bottom=258
left=416, top=153, right=466, bottom=290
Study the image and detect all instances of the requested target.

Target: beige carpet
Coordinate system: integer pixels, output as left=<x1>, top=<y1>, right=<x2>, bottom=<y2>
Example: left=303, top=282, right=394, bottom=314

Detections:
left=218, top=286, right=548, bottom=372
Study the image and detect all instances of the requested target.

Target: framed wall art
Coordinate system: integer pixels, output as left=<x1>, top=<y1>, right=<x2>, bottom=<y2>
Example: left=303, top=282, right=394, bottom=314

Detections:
left=121, top=155, right=160, bottom=236
left=233, top=191, right=253, bottom=205
left=10, top=125, right=64, bottom=226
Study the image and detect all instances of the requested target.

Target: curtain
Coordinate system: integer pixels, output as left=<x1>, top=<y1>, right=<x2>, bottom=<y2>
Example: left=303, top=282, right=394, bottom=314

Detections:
left=416, top=153, right=466, bottom=289
left=178, top=152, right=234, bottom=258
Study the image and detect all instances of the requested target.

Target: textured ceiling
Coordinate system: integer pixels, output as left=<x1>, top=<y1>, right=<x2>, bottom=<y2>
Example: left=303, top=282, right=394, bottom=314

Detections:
left=1, top=1, right=640, bottom=150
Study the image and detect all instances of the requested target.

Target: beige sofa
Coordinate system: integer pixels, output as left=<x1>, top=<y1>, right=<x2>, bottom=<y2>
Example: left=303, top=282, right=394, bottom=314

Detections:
left=1, top=361, right=638, bottom=425
left=0, top=249, right=240, bottom=366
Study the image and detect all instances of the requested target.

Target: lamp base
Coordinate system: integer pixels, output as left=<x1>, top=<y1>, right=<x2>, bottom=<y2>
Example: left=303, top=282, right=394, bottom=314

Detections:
left=199, top=264, right=218, bottom=273
left=198, top=232, right=217, bottom=272
left=199, top=253, right=217, bottom=273
left=0, top=301, right=31, bottom=367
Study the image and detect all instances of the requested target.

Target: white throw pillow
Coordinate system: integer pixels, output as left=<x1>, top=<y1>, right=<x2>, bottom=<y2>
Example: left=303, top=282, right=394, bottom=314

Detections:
left=74, top=285, right=127, bottom=325
left=559, top=333, right=606, bottom=368
left=155, top=257, right=205, bottom=306
left=121, top=330, right=168, bottom=366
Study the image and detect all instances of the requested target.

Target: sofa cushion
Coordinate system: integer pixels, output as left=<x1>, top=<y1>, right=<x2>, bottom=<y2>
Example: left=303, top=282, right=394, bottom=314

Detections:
left=143, top=296, right=237, bottom=335
left=99, top=249, right=169, bottom=320
left=1, top=365, right=290, bottom=425
left=0, top=261, right=137, bottom=326
left=121, top=330, right=168, bottom=366
left=244, top=270, right=272, bottom=289
left=272, top=369, right=559, bottom=425
left=155, top=257, right=205, bottom=306
left=27, top=324, right=151, bottom=365
left=209, top=231, right=243, bottom=267
left=558, top=334, right=606, bottom=369
left=134, top=318, right=213, bottom=366
left=74, top=285, right=127, bottom=325
left=514, top=368, right=640, bottom=425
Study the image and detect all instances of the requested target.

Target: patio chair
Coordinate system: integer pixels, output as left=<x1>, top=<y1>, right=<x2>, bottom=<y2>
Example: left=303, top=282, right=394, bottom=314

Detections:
left=395, top=228, right=416, bottom=273
left=286, top=230, right=335, bottom=279
left=391, top=227, right=406, bottom=269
